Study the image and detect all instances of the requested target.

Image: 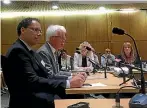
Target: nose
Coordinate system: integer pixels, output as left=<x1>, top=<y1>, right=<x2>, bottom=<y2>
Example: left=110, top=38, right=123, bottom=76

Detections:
left=37, top=32, right=42, bottom=36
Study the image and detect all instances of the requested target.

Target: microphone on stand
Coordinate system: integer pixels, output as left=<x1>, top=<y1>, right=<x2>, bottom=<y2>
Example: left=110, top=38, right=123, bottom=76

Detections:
left=112, top=27, right=147, bottom=108
left=85, top=46, right=102, bottom=55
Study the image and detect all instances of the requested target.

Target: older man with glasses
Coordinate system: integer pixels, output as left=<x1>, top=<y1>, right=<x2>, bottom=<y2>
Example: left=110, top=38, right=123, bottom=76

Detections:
left=37, top=25, right=87, bottom=99
left=101, top=48, right=116, bottom=67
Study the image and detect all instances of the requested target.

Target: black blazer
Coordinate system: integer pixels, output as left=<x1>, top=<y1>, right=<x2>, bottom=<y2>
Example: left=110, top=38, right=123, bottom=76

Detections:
left=3, top=39, right=66, bottom=108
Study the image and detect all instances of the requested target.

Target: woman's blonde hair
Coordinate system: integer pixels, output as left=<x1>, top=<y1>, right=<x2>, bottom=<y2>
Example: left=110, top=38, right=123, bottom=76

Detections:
left=79, top=41, right=94, bottom=56
left=121, top=42, right=136, bottom=63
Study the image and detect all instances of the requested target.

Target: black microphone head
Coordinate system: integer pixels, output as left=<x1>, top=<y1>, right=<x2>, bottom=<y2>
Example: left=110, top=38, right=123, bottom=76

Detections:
left=76, top=47, right=80, bottom=50
left=75, top=50, right=81, bottom=54
left=86, top=46, right=91, bottom=51
left=112, top=27, right=125, bottom=35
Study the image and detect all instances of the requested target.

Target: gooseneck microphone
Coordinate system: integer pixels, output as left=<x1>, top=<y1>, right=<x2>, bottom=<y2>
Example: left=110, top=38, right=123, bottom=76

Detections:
left=112, top=27, right=147, bottom=108
left=112, top=27, right=125, bottom=35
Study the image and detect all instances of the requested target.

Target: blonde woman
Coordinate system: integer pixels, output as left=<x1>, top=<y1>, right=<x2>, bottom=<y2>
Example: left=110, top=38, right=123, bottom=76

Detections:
left=74, top=41, right=95, bottom=72
left=116, top=42, right=139, bottom=66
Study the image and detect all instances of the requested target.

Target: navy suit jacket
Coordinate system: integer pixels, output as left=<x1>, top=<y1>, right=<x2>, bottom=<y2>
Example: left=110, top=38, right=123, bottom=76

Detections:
left=3, top=39, right=66, bottom=108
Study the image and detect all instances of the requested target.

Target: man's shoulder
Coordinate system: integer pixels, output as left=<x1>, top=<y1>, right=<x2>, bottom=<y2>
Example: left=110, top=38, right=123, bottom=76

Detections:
left=6, top=40, right=24, bottom=56
left=37, top=44, right=48, bottom=53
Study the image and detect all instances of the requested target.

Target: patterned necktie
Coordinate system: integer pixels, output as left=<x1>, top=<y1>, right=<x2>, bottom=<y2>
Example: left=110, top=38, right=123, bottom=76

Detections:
left=54, top=51, right=59, bottom=72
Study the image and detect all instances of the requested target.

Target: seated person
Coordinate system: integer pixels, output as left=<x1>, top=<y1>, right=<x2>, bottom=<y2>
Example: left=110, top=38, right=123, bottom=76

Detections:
left=116, top=42, right=140, bottom=67
left=3, top=18, right=86, bottom=108
left=58, top=49, right=71, bottom=71
left=74, top=41, right=94, bottom=72
left=101, top=48, right=115, bottom=67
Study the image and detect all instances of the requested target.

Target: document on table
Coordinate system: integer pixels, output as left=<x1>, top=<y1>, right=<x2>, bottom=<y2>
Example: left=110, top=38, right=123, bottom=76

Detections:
left=82, top=83, right=107, bottom=88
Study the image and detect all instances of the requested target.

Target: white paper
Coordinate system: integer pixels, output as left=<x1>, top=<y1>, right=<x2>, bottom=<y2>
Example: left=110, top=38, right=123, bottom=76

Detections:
left=82, top=83, right=107, bottom=88
left=91, top=83, right=107, bottom=87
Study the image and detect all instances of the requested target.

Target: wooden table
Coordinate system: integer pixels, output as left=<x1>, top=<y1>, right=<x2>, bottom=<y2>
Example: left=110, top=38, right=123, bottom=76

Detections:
left=132, top=69, right=147, bottom=80
left=66, top=73, right=139, bottom=94
left=55, top=99, right=130, bottom=108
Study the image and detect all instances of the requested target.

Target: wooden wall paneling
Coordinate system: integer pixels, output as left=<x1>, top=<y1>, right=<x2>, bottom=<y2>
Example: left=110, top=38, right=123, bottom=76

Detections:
left=44, top=16, right=65, bottom=27
left=111, top=12, right=131, bottom=41
left=107, top=13, right=113, bottom=49
left=110, top=41, right=126, bottom=55
left=92, top=42, right=109, bottom=54
left=86, top=14, right=108, bottom=42
left=76, top=15, right=87, bottom=42
left=129, top=10, right=147, bottom=40
left=64, top=42, right=82, bottom=56
left=136, top=41, right=147, bottom=60
left=1, top=45, right=12, bottom=55
left=1, top=18, right=18, bottom=44
left=64, top=15, right=85, bottom=42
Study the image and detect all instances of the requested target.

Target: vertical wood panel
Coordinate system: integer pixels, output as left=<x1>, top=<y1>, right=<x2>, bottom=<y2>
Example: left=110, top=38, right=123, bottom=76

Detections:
left=129, top=11, right=147, bottom=40
left=1, top=18, right=18, bottom=44
left=111, top=12, right=131, bottom=41
left=86, top=14, right=108, bottom=42
left=65, top=15, right=86, bottom=42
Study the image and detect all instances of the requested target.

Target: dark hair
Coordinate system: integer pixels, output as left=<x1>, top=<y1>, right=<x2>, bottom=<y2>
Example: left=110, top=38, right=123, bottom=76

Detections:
left=17, top=17, right=40, bottom=36
left=61, top=49, right=67, bottom=55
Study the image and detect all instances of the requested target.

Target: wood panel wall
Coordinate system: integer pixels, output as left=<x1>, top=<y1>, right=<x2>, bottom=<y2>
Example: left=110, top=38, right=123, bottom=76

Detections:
left=1, top=10, right=147, bottom=60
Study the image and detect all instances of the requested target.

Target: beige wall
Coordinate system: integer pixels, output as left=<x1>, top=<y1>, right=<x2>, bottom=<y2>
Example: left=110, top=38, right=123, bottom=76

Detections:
left=1, top=10, right=147, bottom=60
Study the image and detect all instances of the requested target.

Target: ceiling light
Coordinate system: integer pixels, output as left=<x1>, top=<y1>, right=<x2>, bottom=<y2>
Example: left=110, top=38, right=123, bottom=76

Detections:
left=52, top=5, right=58, bottom=9
left=120, top=9, right=135, bottom=11
left=99, top=7, right=106, bottom=11
left=51, top=1, right=59, bottom=10
left=3, top=0, right=11, bottom=4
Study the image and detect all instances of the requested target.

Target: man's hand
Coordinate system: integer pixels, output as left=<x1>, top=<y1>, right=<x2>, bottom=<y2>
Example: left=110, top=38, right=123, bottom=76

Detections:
left=79, top=72, right=87, bottom=79
left=70, top=74, right=86, bottom=88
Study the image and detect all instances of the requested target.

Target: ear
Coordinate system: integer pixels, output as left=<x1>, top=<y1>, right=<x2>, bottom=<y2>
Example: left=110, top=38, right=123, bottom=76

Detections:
left=20, top=27, right=26, bottom=34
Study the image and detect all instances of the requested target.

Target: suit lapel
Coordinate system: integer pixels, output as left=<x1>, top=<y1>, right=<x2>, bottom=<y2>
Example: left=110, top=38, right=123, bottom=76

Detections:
left=45, top=42, right=59, bottom=73
left=17, top=39, right=48, bottom=77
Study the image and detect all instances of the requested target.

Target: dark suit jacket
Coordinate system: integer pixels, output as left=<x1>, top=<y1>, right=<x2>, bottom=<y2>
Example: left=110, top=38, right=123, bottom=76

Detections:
left=37, top=42, right=71, bottom=78
left=3, top=39, right=66, bottom=108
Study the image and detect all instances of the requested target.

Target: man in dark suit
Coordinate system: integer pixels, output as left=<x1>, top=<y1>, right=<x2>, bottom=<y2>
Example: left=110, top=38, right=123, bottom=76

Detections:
left=3, top=18, right=86, bottom=108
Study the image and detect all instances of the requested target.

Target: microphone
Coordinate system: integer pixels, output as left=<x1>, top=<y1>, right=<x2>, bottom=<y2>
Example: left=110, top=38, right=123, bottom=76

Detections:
left=75, top=47, right=81, bottom=54
left=85, top=46, right=92, bottom=51
left=76, top=47, right=80, bottom=50
left=75, top=50, right=81, bottom=54
left=87, top=57, right=100, bottom=68
left=112, top=27, right=125, bottom=35
left=112, top=27, right=147, bottom=108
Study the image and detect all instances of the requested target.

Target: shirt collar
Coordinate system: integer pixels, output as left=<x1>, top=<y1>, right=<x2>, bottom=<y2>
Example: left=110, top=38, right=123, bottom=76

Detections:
left=47, top=42, right=56, bottom=54
left=19, top=38, right=32, bottom=51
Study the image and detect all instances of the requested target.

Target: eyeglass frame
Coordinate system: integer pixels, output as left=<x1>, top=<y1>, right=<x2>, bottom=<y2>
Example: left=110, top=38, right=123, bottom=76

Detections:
left=27, top=27, right=42, bottom=33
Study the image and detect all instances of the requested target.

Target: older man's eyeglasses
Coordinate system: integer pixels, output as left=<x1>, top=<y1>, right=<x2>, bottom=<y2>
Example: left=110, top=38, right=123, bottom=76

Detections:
left=27, top=27, right=42, bottom=33
left=53, top=36, right=66, bottom=41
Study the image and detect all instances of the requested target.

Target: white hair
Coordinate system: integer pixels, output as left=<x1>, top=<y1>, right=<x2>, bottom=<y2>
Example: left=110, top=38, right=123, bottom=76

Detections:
left=46, top=25, right=66, bottom=41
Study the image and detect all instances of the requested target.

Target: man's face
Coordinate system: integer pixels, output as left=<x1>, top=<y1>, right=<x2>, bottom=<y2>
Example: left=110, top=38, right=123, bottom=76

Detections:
left=21, top=20, right=42, bottom=46
left=50, top=30, right=66, bottom=50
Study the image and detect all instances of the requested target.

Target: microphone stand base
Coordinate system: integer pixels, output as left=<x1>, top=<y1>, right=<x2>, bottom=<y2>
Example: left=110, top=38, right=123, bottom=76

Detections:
left=112, top=105, right=123, bottom=108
